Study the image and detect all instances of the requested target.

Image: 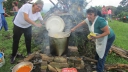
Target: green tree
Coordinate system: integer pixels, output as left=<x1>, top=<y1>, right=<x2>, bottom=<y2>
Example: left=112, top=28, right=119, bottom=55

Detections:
left=95, top=6, right=102, bottom=11
left=3, top=0, right=28, bottom=15
left=120, top=0, right=128, bottom=6
left=115, top=5, right=128, bottom=16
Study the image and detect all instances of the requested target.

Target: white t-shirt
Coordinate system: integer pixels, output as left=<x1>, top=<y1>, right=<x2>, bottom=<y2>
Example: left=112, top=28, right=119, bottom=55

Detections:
left=14, top=3, right=43, bottom=28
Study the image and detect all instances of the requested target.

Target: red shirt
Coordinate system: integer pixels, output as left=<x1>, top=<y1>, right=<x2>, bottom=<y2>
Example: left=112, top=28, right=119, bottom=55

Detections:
left=102, top=7, right=107, bottom=14
left=108, top=9, right=112, bottom=14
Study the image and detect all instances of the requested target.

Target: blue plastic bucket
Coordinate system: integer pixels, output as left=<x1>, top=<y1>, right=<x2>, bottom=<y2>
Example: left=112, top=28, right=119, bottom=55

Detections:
left=0, top=53, right=3, bottom=58
left=0, top=52, right=5, bottom=67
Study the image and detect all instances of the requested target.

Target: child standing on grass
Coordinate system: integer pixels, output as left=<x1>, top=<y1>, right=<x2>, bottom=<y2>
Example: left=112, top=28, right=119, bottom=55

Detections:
left=10, top=1, right=19, bottom=21
left=107, top=8, right=112, bottom=22
left=4, top=7, right=10, bottom=17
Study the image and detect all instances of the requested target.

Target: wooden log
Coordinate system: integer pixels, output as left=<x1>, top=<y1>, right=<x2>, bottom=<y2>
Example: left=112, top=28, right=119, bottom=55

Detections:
left=47, top=57, right=54, bottom=62
left=105, top=64, right=128, bottom=70
left=111, top=46, right=128, bottom=59
left=55, top=67, right=61, bottom=72
left=17, top=60, right=24, bottom=63
left=40, top=54, right=54, bottom=62
left=47, top=65, right=57, bottom=72
left=82, top=56, right=98, bottom=63
left=49, top=62, right=69, bottom=69
left=68, top=46, right=78, bottom=52
left=54, top=56, right=67, bottom=63
left=114, top=69, right=126, bottom=72
left=105, top=64, right=118, bottom=70
left=67, top=57, right=82, bottom=64
left=67, top=57, right=85, bottom=69
left=24, top=52, right=36, bottom=61
left=40, top=54, right=50, bottom=61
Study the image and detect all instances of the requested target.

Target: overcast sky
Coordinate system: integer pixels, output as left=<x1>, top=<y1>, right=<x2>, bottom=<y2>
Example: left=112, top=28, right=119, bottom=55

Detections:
left=86, top=0, right=122, bottom=7
left=32, top=0, right=122, bottom=7
left=32, top=0, right=122, bottom=11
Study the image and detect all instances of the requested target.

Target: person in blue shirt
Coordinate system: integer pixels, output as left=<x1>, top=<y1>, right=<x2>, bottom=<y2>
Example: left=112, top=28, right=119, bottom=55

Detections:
left=0, top=0, right=8, bottom=31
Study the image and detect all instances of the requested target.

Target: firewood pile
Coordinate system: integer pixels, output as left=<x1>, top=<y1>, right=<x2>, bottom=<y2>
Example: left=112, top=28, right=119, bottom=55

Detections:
left=17, top=46, right=128, bottom=72
left=18, top=46, right=90, bottom=72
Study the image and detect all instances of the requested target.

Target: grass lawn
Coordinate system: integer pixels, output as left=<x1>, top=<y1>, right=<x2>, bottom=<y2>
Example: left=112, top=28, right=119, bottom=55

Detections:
left=106, top=20, right=128, bottom=64
left=0, top=17, right=128, bottom=72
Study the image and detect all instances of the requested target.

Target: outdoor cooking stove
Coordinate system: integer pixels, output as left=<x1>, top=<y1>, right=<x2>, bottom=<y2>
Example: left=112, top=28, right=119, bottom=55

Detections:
left=19, top=46, right=94, bottom=72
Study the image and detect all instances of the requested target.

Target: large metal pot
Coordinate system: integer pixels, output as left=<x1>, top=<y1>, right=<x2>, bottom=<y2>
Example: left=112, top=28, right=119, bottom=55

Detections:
left=12, top=62, right=33, bottom=72
left=48, top=32, right=70, bottom=56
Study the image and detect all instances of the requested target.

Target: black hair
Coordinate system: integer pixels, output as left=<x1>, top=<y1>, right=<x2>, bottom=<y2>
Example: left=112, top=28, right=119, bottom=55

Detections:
left=86, top=7, right=97, bottom=16
left=108, top=8, right=110, bottom=10
left=97, top=10, right=102, bottom=17
left=87, top=7, right=103, bottom=17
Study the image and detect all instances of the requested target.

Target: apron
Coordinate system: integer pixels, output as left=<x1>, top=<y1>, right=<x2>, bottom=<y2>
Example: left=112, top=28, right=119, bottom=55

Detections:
left=85, top=16, right=108, bottom=59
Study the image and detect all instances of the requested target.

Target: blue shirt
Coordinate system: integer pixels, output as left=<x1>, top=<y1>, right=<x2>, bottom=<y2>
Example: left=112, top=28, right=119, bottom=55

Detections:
left=14, top=12, right=17, bottom=16
left=0, top=0, right=4, bottom=13
left=85, top=16, right=115, bottom=39
left=94, top=17, right=114, bottom=39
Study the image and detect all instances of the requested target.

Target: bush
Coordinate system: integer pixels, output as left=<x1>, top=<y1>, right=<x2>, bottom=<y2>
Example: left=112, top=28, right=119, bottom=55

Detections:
left=117, top=11, right=128, bottom=22
left=3, top=0, right=27, bottom=16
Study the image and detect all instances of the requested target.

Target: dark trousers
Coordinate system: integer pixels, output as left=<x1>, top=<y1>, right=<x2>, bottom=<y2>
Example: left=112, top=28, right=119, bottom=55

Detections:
left=95, top=35, right=115, bottom=72
left=12, top=25, right=32, bottom=57
left=0, top=13, right=8, bottom=31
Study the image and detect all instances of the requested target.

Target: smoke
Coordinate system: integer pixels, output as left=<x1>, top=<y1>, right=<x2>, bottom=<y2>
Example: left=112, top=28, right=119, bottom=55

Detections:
left=32, top=0, right=90, bottom=54
left=32, top=26, right=49, bottom=52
